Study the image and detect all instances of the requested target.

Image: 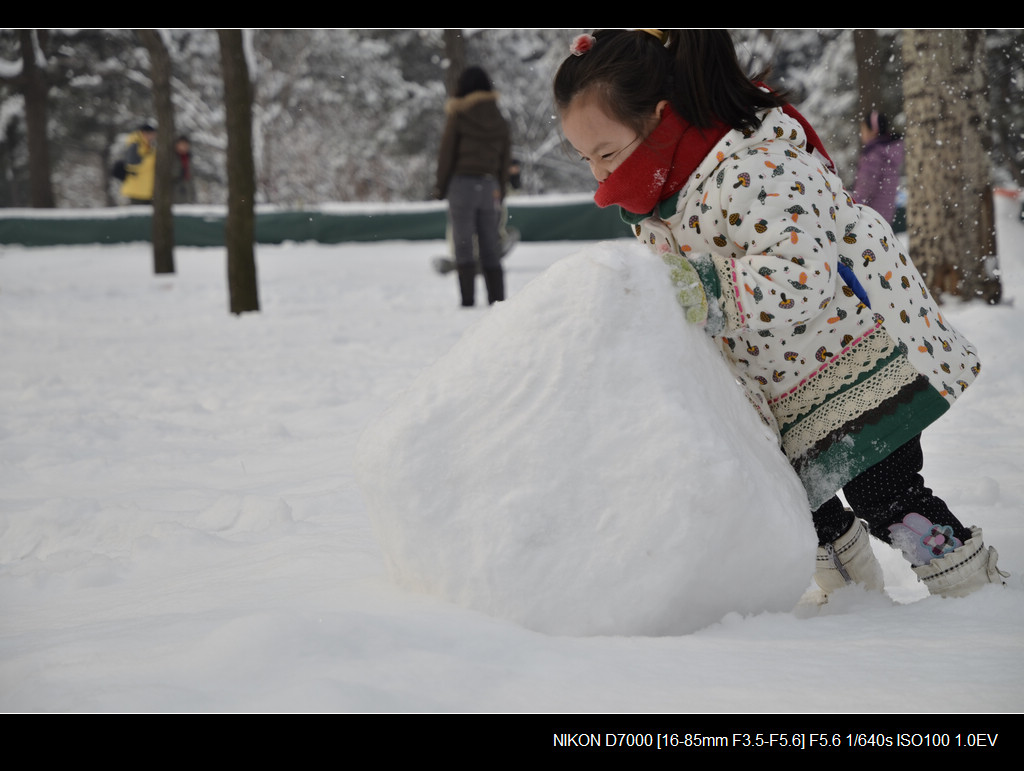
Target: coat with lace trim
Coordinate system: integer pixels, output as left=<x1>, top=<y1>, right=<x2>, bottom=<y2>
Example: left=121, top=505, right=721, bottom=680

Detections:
left=621, top=108, right=980, bottom=509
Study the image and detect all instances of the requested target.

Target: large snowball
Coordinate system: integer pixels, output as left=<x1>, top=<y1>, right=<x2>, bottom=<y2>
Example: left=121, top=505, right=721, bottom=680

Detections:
left=356, top=241, right=815, bottom=636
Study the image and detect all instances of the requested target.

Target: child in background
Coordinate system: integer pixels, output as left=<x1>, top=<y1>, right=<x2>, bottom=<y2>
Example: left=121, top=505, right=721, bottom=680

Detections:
left=853, top=111, right=904, bottom=225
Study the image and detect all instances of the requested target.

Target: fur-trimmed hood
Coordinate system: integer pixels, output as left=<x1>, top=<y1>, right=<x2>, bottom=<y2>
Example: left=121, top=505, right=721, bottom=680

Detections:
left=444, top=90, right=500, bottom=115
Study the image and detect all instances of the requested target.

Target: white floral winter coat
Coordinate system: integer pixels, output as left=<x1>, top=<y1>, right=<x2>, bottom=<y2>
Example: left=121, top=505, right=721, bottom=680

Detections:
left=620, top=107, right=981, bottom=509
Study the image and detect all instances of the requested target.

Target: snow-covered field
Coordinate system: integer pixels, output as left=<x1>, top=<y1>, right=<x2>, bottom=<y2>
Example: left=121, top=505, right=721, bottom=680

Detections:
left=1, top=196, right=1022, bottom=715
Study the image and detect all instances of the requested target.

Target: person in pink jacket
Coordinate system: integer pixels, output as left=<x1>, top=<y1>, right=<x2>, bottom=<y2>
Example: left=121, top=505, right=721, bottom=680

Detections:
left=852, top=111, right=904, bottom=224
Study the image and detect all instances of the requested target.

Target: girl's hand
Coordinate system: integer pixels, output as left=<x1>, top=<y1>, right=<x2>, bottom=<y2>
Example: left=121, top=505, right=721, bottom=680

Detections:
left=663, top=253, right=709, bottom=326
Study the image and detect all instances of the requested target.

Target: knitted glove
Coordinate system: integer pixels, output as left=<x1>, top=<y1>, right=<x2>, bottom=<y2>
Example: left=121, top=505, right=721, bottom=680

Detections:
left=662, top=253, right=706, bottom=324
left=662, top=253, right=724, bottom=334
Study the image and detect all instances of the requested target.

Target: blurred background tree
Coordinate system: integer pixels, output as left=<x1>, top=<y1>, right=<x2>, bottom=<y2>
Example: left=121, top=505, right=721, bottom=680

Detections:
left=1, top=29, right=1020, bottom=224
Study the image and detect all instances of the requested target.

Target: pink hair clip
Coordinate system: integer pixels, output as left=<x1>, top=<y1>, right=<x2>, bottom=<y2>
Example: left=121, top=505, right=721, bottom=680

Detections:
left=570, top=33, right=595, bottom=56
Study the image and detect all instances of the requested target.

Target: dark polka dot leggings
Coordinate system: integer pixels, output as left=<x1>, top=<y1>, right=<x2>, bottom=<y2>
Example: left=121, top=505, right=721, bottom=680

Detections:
left=811, top=434, right=972, bottom=547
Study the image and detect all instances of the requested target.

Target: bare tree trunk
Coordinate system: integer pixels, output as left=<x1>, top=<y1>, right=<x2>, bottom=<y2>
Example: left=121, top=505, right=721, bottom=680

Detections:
left=101, top=126, right=118, bottom=207
left=19, top=30, right=56, bottom=208
left=443, top=30, right=466, bottom=96
left=218, top=29, right=260, bottom=314
left=853, top=29, right=884, bottom=118
left=136, top=30, right=176, bottom=275
left=902, top=29, right=1001, bottom=304
left=960, top=30, right=999, bottom=302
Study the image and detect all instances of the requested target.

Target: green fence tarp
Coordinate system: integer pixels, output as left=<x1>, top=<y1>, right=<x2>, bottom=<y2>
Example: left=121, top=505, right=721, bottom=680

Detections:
left=0, top=197, right=631, bottom=248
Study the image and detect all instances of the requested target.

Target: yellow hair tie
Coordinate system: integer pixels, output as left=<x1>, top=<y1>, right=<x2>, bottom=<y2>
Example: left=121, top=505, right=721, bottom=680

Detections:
left=639, top=29, right=667, bottom=43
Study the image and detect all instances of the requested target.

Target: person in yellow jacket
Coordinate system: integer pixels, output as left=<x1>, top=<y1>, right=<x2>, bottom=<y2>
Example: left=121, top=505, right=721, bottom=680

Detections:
left=120, top=124, right=157, bottom=204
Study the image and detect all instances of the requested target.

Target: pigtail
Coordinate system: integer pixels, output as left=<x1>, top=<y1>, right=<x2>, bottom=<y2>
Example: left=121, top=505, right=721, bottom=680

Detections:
left=662, top=30, right=788, bottom=131
left=553, top=29, right=787, bottom=135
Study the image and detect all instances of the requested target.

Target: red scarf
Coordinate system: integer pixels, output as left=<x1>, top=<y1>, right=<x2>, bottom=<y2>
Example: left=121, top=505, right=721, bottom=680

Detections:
left=594, top=99, right=834, bottom=216
left=594, top=104, right=727, bottom=215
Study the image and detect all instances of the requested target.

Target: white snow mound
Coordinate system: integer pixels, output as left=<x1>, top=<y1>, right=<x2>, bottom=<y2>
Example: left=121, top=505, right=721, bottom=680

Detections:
left=356, top=241, right=815, bottom=636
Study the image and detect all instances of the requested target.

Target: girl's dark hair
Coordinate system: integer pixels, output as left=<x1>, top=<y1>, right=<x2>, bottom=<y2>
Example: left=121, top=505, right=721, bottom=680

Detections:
left=864, top=111, right=888, bottom=135
left=863, top=110, right=901, bottom=140
left=553, top=29, right=787, bottom=133
left=456, top=66, right=493, bottom=98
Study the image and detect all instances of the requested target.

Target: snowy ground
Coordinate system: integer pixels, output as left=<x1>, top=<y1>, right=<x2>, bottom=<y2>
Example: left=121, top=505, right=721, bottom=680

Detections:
left=1, top=196, right=1022, bottom=715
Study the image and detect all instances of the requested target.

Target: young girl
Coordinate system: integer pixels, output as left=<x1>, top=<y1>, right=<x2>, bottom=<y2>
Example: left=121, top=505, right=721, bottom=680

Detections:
left=554, top=29, right=1005, bottom=599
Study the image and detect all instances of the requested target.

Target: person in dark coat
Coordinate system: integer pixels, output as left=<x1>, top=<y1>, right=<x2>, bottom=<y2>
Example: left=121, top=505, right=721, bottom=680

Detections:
left=434, top=66, right=511, bottom=307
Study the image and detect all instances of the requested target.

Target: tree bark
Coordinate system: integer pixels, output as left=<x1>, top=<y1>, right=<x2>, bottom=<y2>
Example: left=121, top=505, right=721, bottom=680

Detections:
left=136, top=30, right=176, bottom=275
left=960, top=30, right=999, bottom=301
left=853, top=29, right=884, bottom=119
left=443, top=30, right=466, bottom=97
left=18, top=30, right=56, bottom=208
left=902, top=29, right=1001, bottom=304
left=218, top=29, right=260, bottom=315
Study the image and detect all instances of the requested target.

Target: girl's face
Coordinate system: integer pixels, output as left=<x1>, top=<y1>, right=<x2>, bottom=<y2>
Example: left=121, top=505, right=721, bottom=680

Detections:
left=561, top=91, right=665, bottom=183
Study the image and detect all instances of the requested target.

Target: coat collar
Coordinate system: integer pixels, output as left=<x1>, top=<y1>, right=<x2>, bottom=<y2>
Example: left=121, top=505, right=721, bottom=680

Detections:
left=599, top=100, right=835, bottom=219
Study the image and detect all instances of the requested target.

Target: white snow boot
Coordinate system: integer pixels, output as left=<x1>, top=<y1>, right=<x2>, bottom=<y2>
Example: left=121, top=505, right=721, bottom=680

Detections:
left=814, top=518, right=885, bottom=595
left=912, top=526, right=1008, bottom=598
